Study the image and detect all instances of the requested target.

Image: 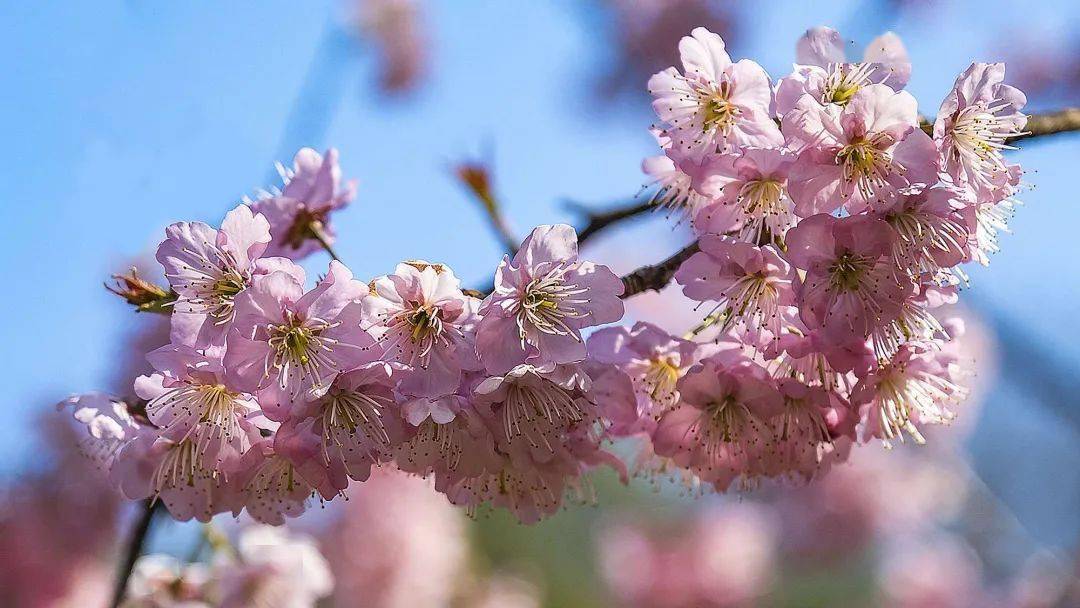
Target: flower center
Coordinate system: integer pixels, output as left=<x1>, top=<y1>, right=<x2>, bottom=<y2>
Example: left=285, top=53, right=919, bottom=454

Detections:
left=501, top=376, right=584, bottom=453
left=172, top=246, right=249, bottom=322
left=151, top=439, right=214, bottom=496
left=515, top=266, right=588, bottom=341
left=947, top=102, right=1024, bottom=183
left=643, top=357, right=681, bottom=403
left=693, top=396, right=758, bottom=459
left=266, top=312, right=339, bottom=390
left=836, top=135, right=895, bottom=200
left=828, top=251, right=873, bottom=291
left=699, top=80, right=743, bottom=134
left=778, top=397, right=830, bottom=445
left=321, top=388, right=393, bottom=458
left=874, top=363, right=962, bottom=447
left=823, top=62, right=875, bottom=106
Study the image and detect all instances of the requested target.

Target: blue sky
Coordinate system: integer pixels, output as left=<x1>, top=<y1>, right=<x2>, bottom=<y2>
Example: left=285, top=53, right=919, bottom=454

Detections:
left=1, top=0, right=1077, bottom=544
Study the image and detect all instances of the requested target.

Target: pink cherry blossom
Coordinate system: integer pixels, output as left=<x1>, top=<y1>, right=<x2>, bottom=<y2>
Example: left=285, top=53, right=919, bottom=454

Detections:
left=641, top=152, right=711, bottom=217
left=851, top=343, right=968, bottom=447
left=57, top=392, right=143, bottom=470
left=156, top=204, right=276, bottom=347
left=764, top=317, right=871, bottom=392
left=676, top=235, right=795, bottom=337
left=476, top=224, right=624, bottom=373
left=230, top=436, right=320, bottom=525
left=250, top=147, right=357, bottom=260
left=687, top=146, right=798, bottom=244
left=768, top=378, right=855, bottom=481
left=785, top=84, right=938, bottom=216
left=225, top=261, right=378, bottom=420
left=393, top=394, right=500, bottom=478
left=776, top=26, right=910, bottom=116
left=111, top=429, right=239, bottom=522
left=876, top=186, right=969, bottom=278
left=587, top=321, right=698, bottom=423
left=134, top=345, right=258, bottom=466
left=956, top=164, right=1022, bottom=269
left=652, top=354, right=783, bottom=490
left=934, top=62, right=1027, bottom=201
left=273, top=362, right=405, bottom=487
left=364, top=261, right=480, bottom=397
left=436, top=432, right=613, bottom=524
left=472, top=363, right=596, bottom=460
left=648, top=27, right=782, bottom=162
left=785, top=213, right=912, bottom=342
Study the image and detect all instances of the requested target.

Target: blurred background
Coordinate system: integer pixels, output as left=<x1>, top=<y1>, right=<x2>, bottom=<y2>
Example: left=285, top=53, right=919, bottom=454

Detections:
left=1, top=0, right=1078, bottom=606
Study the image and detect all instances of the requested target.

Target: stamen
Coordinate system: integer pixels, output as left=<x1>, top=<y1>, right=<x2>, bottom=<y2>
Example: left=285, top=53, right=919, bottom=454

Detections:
left=511, top=265, right=589, bottom=345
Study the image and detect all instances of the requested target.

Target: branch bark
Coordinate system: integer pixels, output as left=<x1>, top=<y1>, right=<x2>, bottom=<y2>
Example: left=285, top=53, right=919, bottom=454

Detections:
left=1010, top=107, right=1080, bottom=143
left=619, top=241, right=700, bottom=298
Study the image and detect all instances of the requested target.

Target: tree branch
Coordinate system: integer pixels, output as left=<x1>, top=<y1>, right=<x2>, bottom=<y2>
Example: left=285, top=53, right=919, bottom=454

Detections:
left=619, top=241, right=700, bottom=298
left=1010, top=107, right=1080, bottom=143
left=110, top=499, right=160, bottom=608
left=571, top=198, right=656, bottom=246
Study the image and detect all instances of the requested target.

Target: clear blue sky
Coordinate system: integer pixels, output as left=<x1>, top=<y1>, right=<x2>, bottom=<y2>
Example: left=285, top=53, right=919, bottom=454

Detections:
left=1, top=0, right=1077, bottom=544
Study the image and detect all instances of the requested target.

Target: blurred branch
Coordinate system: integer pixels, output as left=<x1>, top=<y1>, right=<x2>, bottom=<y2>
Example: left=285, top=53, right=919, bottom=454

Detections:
left=454, top=160, right=519, bottom=255
left=267, top=21, right=357, bottom=182
left=619, top=241, right=699, bottom=298
left=110, top=499, right=160, bottom=608
left=1009, top=107, right=1080, bottom=143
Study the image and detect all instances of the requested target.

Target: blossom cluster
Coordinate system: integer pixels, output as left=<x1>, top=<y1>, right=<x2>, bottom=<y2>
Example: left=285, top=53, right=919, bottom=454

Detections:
left=64, top=25, right=1028, bottom=524
left=66, top=148, right=632, bottom=524
left=626, top=25, right=1026, bottom=487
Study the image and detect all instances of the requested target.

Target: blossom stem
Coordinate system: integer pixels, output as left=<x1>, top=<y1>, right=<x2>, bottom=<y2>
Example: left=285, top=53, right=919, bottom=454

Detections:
left=308, top=219, right=343, bottom=262
left=110, top=499, right=160, bottom=608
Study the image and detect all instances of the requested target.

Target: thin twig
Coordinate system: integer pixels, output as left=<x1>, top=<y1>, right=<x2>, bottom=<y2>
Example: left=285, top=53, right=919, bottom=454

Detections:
left=572, top=198, right=656, bottom=246
left=110, top=499, right=159, bottom=608
left=308, top=220, right=342, bottom=263
left=454, top=161, right=519, bottom=255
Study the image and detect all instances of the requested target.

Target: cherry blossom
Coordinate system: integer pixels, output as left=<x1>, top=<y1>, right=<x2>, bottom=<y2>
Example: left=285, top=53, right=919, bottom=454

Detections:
left=476, top=224, right=624, bottom=373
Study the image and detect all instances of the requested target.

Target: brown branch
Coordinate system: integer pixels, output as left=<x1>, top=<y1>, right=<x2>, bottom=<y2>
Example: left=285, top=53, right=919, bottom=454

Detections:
left=572, top=198, right=656, bottom=245
left=110, top=499, right=160, bottom=608
left=619, top=241, right=700, bottom=298
left=1010, top=107, right=1080, bottom=143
